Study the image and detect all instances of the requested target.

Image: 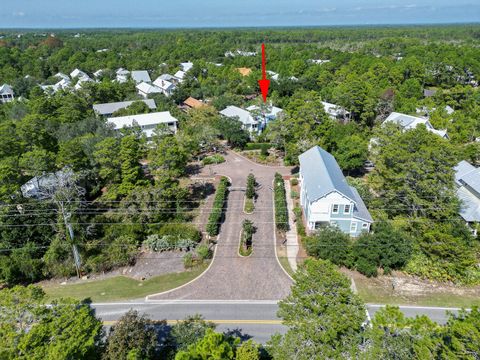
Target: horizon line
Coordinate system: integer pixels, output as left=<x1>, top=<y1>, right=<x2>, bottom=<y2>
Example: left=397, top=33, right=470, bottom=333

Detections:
left=1, top=22, right=479, bottom=31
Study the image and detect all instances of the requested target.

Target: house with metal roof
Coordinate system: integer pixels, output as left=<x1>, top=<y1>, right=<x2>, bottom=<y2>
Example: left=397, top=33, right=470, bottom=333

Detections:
left=136, top=82, right=163, bottom=98
left=21, top=169, right=74, bottom=200
left=299, top=146, right=373, bottom=236
left=93, top=99, right=157, bottom=117
left=220, top=105, right=258, bottom=133
left=152, top=78, right=176, bottom=97
left=246, top=104, right=284, bottom=131
left=0, top=84, right=14, bottom=104
left=115, top=68, right=130, bottom=83
left=383, top=112, right=449, bottom=139
left=454, top=160, right=480, bottom=236
left=107, top=111, right=178, bottom=139
left=322, top=101, right=350, bottom=121
left=131, top=70, right=151, bottom=84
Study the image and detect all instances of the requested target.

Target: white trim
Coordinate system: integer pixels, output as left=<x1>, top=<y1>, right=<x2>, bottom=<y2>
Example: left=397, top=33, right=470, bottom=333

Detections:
left=332, top=204, right=339, bottom=214
left=350, top=221, right=358, bottom=233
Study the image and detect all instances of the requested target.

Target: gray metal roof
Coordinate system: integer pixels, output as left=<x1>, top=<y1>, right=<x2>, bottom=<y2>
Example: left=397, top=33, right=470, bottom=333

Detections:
left=220, top=106, right=257, bottom=126
left=131, top=70, right=151, bottom=83
left=299, top=146, right=356, bottom=202
left=454, top=160, right=480, bottom=222
left=93, top=99, right=156, bottom=115
left=350, top=187, right=373, bottom=222
left=384, top=112, right=417, bottom=128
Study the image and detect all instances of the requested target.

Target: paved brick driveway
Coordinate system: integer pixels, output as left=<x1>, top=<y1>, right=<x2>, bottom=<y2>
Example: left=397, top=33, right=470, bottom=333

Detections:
left=148, top=151, right=294, bottom=300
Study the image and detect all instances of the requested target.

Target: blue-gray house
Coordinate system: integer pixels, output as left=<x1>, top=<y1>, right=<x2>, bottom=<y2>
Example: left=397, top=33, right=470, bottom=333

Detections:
left=299, top=146, right=373, bottom=236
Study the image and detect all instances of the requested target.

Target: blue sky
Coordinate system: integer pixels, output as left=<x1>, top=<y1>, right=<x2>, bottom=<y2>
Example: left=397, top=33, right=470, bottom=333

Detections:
left=1, top=0, right=479, bottom=28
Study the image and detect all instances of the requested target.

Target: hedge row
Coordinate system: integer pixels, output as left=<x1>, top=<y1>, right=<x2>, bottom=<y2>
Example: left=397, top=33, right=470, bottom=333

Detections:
left=244, top=143, right=271, bottom=151
left=274, top=173, right=289, bottom=231
left=206, top=177, right=229, bottom=236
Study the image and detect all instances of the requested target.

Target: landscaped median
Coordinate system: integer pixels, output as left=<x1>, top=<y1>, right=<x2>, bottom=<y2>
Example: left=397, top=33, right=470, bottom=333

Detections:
left=238, top=219, right=255, bottom=256
left=274, top=173, right=289, bottom=231
left=243, top=173, right=256, bottom=214
left=206, top=176, right=229, bottom=237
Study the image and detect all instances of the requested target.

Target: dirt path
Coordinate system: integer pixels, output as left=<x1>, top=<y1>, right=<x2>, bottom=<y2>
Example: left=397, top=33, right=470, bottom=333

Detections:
left=147, top=151, right=294, bottom=300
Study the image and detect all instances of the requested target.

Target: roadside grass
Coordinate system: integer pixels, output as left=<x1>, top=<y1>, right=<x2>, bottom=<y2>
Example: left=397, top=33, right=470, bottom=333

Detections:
left=42, top=263, right=208, bottom=302
left=354, top=275, right=480, bottom=308
left=278, top=255, right=295, bottom=278
left=244, top=197, right=254, bottom=214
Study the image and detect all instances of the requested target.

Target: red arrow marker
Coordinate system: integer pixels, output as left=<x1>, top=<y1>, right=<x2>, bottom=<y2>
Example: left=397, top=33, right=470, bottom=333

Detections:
left=258, top=43, right=270, bottom=103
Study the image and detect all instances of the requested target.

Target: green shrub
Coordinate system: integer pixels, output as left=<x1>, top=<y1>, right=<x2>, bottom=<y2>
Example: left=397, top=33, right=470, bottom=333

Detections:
left=355, top=257, right=378, bottom=277
left=290, top=178, right=298, bottom=186
left=196, top=245, right=212, bottom=261
left=297, top=222, right=306, bottom=237
left=206, top=177, right=229, bottom=236
left=202, top=154, right=225, bottom=165
left=244, top=143, right=271, bottom=151
left=306, top=225, right=353, bottom=268
left=293, top=206, right=302, bottom=219
left=274, top=173, right=289, bottom=231
left=240, top=220, right=255, bottom=256
left=246, top=173, right=256, bottom=199
left=144, top=235, right=171, bottom=252
left=158, top=224, right=202, bottom=244
left=183, top=253, right=194, bottom=269
left=290, top=190, right=299, bottom=199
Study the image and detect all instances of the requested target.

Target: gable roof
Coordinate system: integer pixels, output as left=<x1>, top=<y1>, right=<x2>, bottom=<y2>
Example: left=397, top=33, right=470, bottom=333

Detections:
left=236, top=67, right=252, bottom=76
left=299, top=146, right=355, bottom=202
left=131, top=70, right=151, bottom=83
left=136, top=82, right=163, bottom=94
left=220, top=106, right=256, bottom=125
left=350, top=187, right=373, bottom=223
left=93, top=99, right=157, bottom=115
left=174, top=70, right=186, bottom=80
left=246, top=104, right=283, bottom=118
left=0, top=84, right=14, bottom=95
left=107, top=111, right=178, bottom=130
left=152, top=78, right=175, bottom=91
left=322, top=101, right=350, bottom=118
left=383, top=112, right=449, bottom=139
left=180, top=62, right=194, bottom=72
left=454, top=161, right=480, bottom=222
left=183, top=97, right=205, bottom=109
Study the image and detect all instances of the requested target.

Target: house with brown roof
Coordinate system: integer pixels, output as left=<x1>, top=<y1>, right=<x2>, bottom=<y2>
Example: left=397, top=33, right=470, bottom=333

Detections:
left=236, top=67, right=252, bottom=77
left=183, top=97, right=205, bottom=110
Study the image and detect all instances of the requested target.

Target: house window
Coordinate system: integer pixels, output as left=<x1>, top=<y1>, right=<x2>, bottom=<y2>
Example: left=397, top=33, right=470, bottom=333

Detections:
left=362, top=223, right=368, bottom=229
left=350, top=221, right=358, bottom=232
left=332, top=204, right=339, bottom=214
left=344, top=204, right=351, bottom=214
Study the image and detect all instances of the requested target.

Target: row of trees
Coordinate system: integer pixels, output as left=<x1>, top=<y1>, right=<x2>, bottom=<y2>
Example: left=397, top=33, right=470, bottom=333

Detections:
left=206, top=177, right=229, bottom=237
left=273, top=173, right=289, bottom=231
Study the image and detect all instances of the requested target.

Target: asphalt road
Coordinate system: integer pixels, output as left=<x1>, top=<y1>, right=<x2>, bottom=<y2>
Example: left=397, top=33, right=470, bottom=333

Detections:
left=92, top=301, right=464, bottom=344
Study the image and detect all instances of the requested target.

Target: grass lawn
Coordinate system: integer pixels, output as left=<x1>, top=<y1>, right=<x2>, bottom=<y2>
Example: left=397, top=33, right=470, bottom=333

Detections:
left=354, top=275, right=480, bottom=308
left=277, top=253, right=295, bottom=278
left=42, top=263, right=208, bottom=302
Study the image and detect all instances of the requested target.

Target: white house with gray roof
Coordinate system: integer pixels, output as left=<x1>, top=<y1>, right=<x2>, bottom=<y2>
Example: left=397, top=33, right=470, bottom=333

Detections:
left=0, top=84, right=14, bottom=103
left=383, top=112, right=449, bottom=139
left=454, top=160, right=480, bottom=236
left=299, top=146, right=373, bottom=236
left=93, top=99, right=156, bottom=117
left=220, top=105, right=258, bottom=133
left=107, top=111, right=178, bottom=139
left=131, top=70, right=151, bottom=84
